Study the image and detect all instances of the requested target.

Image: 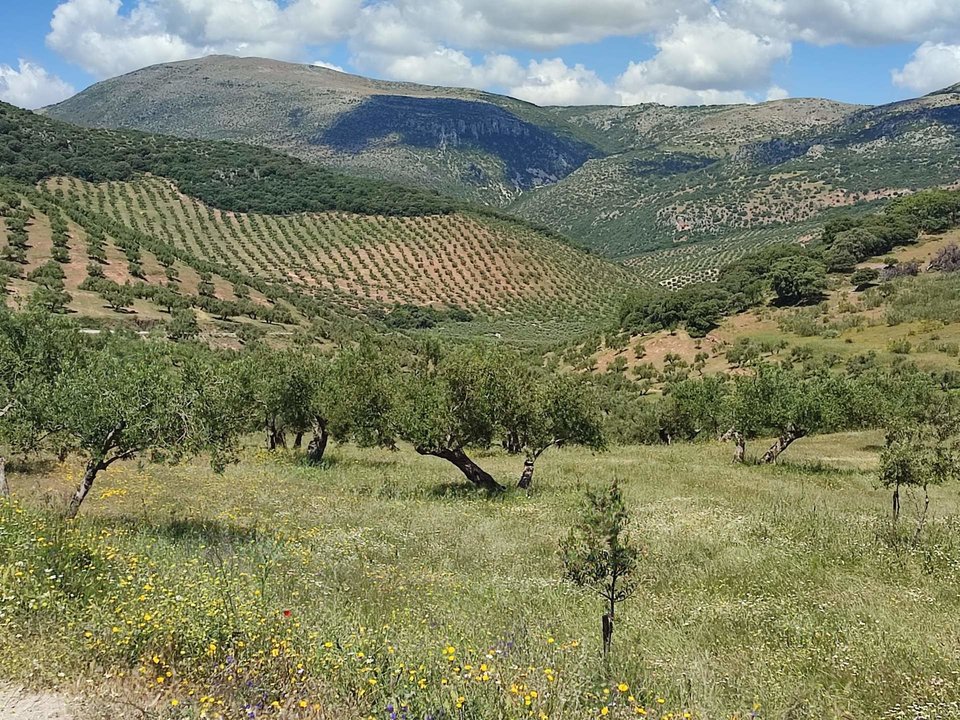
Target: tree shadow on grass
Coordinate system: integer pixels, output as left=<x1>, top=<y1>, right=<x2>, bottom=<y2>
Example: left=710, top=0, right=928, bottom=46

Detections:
left=102, top=513, right=263, bottom=545
left=763, top=458, right=863, bottom=487
left=426, top=481, right=513, bottom=501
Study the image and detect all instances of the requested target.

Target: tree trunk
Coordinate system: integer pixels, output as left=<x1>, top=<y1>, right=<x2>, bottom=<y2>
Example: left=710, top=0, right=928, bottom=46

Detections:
left=307, top=421, right=329, bottom=465
left=602, top=612, right=613, bottom=659
left=720, top=428, right=746, bottom=463
left=266, top=420, right=286, bottom=451
left=417, top=446, right=505, bottom=492
left=66, top=459, right=102, bottom=520
left=0, top=457, right=8, bottom=498
left=914, top=483, right=930, bottom=541
left=602, top=587, right=616, bottom=659
left=293, top=431, right=303, bottom=450
left=517, top=458, right=535, bottom=490
left=760, top=429, right=806, bottom=464
left=892, top=483, right=901, bottom=523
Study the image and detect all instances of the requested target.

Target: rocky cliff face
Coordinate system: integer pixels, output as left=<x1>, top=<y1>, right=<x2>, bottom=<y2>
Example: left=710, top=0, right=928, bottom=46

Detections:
left=314, top=95, right=594, bottom=190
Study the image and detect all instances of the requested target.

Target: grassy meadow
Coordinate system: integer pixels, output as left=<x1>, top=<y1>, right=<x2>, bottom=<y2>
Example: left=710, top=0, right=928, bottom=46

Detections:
left=3, top=435, right=960, bottom=719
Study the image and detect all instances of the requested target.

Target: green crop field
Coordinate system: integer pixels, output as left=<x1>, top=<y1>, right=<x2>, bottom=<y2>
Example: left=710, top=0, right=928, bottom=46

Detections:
left=3, top=434, right=960, bottom=719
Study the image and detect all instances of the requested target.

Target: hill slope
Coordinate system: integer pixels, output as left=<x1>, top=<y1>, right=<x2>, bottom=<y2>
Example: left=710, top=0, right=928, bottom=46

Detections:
left=43, top=55, right=602, bottom=208
left=44, top=56, right=960, bottom=283
left=0, top=102, right=637, bottom=341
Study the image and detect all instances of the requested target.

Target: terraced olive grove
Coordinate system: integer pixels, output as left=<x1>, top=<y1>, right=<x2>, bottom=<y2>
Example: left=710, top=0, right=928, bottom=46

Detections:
left=42, top=176, right=636, bottom=321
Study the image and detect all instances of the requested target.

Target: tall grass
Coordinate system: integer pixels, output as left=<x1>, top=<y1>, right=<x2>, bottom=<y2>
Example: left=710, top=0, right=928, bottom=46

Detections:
left=2, top=435, right=960, bottom=719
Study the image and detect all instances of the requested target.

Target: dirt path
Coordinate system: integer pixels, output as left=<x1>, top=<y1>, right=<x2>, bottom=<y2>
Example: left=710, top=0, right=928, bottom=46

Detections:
left=0, top=685, right=74, bottom=720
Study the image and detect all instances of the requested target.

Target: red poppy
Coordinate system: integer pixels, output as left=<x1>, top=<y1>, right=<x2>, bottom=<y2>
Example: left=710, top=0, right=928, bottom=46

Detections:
left=283, top=609, right=292, bottom=617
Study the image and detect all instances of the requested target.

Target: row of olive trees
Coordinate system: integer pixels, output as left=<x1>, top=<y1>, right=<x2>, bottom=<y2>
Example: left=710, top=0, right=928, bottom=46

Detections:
left=651, top=362, right=944, bottom=464
left=0, top=309, right=605, bottom=516
left=237, top=342, right=605, bottom=492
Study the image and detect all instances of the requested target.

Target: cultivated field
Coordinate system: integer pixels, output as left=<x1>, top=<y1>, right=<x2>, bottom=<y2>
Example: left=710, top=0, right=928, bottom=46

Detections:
left=3, top=435, right=960, bottom=719
left=43, top=176, right=636, bottom=322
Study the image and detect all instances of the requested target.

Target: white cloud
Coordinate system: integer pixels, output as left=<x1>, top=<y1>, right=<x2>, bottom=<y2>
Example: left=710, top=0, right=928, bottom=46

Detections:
left=47, top=0, right=361, bottom=78
left=312, top=60, right=346, bottom=73
left=612, top=11, right=787, bottom=106
left=725, top=0, right=960, bottom=46
left=508, top=59, right=616, bottom=106
left=351, top=0, right=706, bottom=54
left=46, top=0, right=960, bottom=107
left=368, top=47, right=524, bottom=88
left=618, top=13, right=789, bottom=94
left=765, top=84, right=790, bottom=101
left=892, top=42, right=960, bottom=94
left=0, top=59, right=76, bottom=109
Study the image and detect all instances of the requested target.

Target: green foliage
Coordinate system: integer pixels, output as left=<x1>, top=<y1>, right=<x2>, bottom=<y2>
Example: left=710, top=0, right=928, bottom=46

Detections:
left=0, top=102, right=457, bottom=217
left=383, top=304, right=473, bottom=330
left=617, top=244, right=813, bottom=337
left=768, top=256, right=828, bottom=305
left=168, top=308, right=200, bottom=341
left=560, top=479, right=640, bottom=654
left=850, top=268, right=880, bottom=288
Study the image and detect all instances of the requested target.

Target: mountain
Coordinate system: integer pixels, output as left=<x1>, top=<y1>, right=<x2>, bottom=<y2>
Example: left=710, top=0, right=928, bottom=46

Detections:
left=44, top=56, right=960, bottom=285
left=42, top=55, right=602, bottom=208
left=0, top=102, right=637, bottom=342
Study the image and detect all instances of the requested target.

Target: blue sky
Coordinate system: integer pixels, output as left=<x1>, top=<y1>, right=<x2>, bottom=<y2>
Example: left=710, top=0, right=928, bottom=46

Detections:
left=1, top=0, right=958, bottom=109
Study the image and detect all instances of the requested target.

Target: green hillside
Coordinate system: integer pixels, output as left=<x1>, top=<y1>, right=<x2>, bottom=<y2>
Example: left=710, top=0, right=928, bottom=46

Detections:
left=0, top=102, right=638, bottom=343
left=43, top=55, right=960, bottom=284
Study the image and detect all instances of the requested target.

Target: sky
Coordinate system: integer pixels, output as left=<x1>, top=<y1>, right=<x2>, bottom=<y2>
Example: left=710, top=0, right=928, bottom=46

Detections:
left=1, top=0, right=959, bottom=110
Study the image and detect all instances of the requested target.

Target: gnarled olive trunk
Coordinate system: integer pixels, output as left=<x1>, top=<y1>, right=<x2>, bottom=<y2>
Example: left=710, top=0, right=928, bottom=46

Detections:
left=417, top=446, right=505, bottom=492
left=66, top=458, right=102, bottom=520
left=0, top=457, right=8, bottom=498
left=266, top=419, right=287, bottom=451
left=760, top=428, right=806, bottom=464
left=720, top=428, right=746, bottom=463
left=517, top=443, right=557, bottom=490
left=307, top=419, right=329, bottom=465
left=293, top=431, right=304, bottom=450
left=518, top=458, right=535, bottom=490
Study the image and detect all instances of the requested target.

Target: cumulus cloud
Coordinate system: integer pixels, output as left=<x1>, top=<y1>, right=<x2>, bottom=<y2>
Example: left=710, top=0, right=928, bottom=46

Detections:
left=0, top=59, right=76, bottom=109
left=313, top=60, right=346, bottom=73
left=613, top=12, right=788, bottom=105
left=40, top=0, right=960, bottom=107
left=47, top=0, right=361, bottom=78
left=726, top=0, right=960, bottom=46
left=621, top=13, right=789, bottom=91
left=892, top=42, right=960, bottom=94
left=508, top=59, right=617, bottom=106
left=365, top=48, right=524, bottom=88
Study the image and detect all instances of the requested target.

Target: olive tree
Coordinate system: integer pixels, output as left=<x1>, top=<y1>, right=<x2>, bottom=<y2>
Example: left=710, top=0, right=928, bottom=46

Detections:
left=515, top=375, right=605, bottom=490
left=723, top=366, right=857, bottom=463
left=26, top=340, right=242, bottom=518
left=396, top=345, right=522, bottom=492
left=304, top=345, right=397, bottom=465
left=880, top=398, right=960, bottom=531
left=0, top=309, right=82, bottom=496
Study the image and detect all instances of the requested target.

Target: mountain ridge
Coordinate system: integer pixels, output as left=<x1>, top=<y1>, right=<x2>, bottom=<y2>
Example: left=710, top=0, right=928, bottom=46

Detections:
left=44, top=55, right=960, bottom=279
